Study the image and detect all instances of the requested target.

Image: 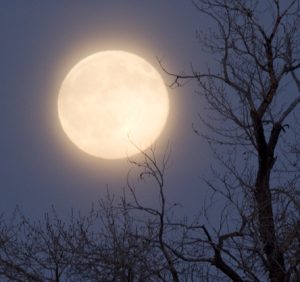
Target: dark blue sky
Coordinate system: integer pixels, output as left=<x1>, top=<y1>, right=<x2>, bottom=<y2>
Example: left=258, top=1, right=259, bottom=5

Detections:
left=0, top=1, right=212, bottom=218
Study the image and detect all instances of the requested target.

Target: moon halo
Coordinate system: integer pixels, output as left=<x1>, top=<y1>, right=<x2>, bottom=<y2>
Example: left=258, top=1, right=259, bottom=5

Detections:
left=57, top=50, right=169, bottom=160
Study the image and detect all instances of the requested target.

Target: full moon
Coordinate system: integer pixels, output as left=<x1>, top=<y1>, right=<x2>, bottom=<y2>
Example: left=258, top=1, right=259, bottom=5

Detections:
left=58, top=50, right=169, bottom=159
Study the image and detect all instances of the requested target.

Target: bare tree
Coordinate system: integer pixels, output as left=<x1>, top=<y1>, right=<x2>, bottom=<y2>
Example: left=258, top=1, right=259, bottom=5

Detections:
left=0, top=208, right=79, bottom=281
left=160, top=0, right=300, bottom=281
left=70, top=147, right=191, bottom=282
left=0, top=161, right=192, bottom=282
left=0, top=146, right=209, bottom=281
left=69, top=194, right=163, bottom=282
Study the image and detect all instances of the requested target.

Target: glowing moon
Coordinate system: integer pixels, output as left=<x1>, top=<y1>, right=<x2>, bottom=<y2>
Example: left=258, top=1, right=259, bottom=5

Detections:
left=58, top=50, right=169, bottom=159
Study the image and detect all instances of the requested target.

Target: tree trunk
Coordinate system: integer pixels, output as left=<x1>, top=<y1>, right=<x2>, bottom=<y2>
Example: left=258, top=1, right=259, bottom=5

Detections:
left=254, top=150, right=286, bottom=282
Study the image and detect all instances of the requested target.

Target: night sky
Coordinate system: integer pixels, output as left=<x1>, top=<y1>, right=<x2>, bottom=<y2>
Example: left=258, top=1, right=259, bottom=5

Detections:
left=1, top=1, right=212, bottom=219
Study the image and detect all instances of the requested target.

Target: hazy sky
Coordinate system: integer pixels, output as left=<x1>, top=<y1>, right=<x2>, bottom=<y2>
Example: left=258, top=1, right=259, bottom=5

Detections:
left=1, top=1, right=212, bottom=218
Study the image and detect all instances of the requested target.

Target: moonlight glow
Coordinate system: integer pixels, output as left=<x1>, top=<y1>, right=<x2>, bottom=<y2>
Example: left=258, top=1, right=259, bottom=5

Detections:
left=58, top=50, right=169, bottom=159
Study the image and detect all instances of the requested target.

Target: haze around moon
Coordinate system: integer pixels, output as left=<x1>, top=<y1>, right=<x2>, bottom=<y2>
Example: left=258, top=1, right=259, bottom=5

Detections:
left=57, top=50, right=169, bottom=159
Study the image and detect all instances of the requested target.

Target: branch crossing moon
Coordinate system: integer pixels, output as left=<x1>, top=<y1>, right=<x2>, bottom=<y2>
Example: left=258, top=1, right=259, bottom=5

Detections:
left=58, top=50, right=169, bottom=159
